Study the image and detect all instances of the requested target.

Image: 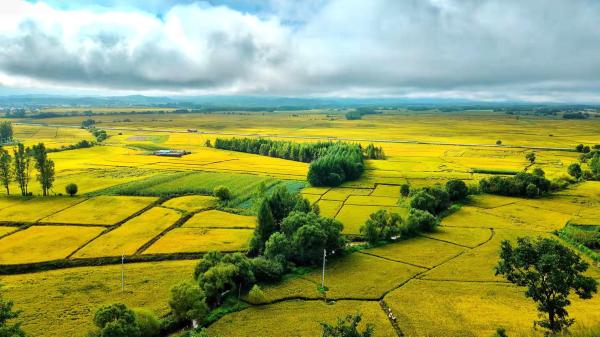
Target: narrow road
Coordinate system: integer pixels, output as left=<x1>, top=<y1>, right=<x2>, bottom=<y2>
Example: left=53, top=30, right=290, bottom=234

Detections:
left=15, top=122, right=575, bottom=151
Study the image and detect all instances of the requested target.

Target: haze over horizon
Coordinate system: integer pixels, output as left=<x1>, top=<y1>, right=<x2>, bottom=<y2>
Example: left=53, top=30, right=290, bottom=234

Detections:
left=1, top=0, right=600, bottom=103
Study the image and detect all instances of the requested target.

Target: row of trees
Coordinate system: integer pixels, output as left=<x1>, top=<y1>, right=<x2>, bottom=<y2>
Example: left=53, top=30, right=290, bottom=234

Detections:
left=479, top=172, right=551, bottom=198
left=212, top=138, right=385, bottom=186
left=0, top=143, right=55, bottom=196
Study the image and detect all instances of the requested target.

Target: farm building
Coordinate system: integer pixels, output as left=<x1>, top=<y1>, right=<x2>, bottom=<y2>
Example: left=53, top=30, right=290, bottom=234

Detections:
left=153, top=149, right=191, bottom=157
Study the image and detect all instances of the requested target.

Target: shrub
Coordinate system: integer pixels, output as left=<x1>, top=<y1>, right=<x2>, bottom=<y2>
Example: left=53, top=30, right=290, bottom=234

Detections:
left=400, top=184, right=410, bottom=197
left=360, top=209, right=402, bottom=244
left=92, top=303, right=141, bottom=337
left=250, top=257, right=285, bottom=283
left=213, top=186, right=232, bottom=201
left=133, top=309, right=160, bottom=337
left=65, top=183, right=78, bottom=196
left=169, top=281, right=209, bottom=324
left=496, top=140, right=502, bottom=145
left=532, top=167, right=545, bottom=177
left=406, top=209, right=439, bottom=233
left=568, top=163, right=583, bottom=179
left=445, top=179, right=468, bottom=201
left=525, top=183, right=539, bottom=198
left=246, top=285, right=266, bottom=304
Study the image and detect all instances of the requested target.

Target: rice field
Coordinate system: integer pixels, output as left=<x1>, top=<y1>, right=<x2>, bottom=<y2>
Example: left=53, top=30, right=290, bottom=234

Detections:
left=41, top=196, right=158, bottom=225
left=143, top=228, right=253, bottom=254
left=0, top=226, right=104, bottom=264
left=2, top=112, right=600, bottom=337
left=73, top=207, right=181, bottom=258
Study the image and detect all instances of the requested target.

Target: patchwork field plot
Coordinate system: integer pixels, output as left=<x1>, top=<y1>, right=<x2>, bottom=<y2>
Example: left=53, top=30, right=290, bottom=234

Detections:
left=73, top=207, right=181, bottom=258
left=336, top=204, right=408, bottom=234
left=364, top=236, right=466, bottom=269
left=161, top=195, right=217, bottom=212
left=421, top=226, right=493, bottom=248
left=41, top=196, right=157, bottom=225
left=0, top=197, right=84, bottom=223
left=316, top=200, right=343, bottom=218
left=345, top=195, right=398, bottom=206
left=208, top=300, right=396, bottom=337
left=0, top=260, right=195, bottom=337
left=0, top=226, right=18, bottom=237
left=0, top=226, right=104, bottom=264
left=183, top=210, right=255, bottom=229
left=321, top=188, right=371, bottom=201
left=385, top=279, right=600, bottom=337
left=143, top=228, right=252, bottom=254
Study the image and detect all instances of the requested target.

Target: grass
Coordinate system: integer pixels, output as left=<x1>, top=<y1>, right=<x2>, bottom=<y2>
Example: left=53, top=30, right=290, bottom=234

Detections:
left=0, top=260, right=195, bottom=337
left=143, top=228, right=253, bottom=254
left=0, top=226, right=104, bottom=264
left=207, top=300, right=397, bottom=337
left=161, top=195, right=218, bottom=212
left=183, top=210, right=255, bottom=229
left=365, top=236, right=466, bottom=268
left=41, top=196, right=158, bottom=225
left=73, top=207, right=181, bottom=258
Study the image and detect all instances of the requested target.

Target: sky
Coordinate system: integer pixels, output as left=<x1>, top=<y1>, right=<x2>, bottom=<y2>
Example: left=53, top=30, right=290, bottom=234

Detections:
left=0, top=0, right=599, bottom=102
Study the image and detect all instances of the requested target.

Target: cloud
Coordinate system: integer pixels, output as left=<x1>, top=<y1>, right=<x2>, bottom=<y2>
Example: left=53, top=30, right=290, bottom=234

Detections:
left=2, top=0, right=600, bottom=101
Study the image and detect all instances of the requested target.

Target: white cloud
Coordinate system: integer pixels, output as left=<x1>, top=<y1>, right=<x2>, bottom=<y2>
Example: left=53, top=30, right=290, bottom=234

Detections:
left=1, top=0, right=600, bottom=102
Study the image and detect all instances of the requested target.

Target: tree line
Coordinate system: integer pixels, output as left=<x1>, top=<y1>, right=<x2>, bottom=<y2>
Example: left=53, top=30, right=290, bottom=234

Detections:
left=211, top=137, right=384, bottom=187
left=0, top=142, right=55, bottom=196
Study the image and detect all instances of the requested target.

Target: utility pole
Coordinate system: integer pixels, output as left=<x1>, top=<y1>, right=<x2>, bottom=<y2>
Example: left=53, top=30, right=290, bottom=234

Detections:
left=321, top=249, right=326, bottom=289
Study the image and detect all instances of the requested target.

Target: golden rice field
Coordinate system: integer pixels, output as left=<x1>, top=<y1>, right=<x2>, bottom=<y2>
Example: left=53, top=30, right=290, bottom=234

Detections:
left=0, top=112, right=599, bottom=337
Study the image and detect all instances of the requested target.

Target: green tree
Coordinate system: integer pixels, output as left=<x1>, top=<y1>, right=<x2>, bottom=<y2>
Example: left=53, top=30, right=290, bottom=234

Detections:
left=359, top=209, right=402, bottom=244
left=575, top=144, right=584, bottom=152
left=589, top=153, right=600, bottom=177
left=400, top=184, right=410, bottom=197
left=567, top=163, right=583, bottom=179
left=532, top=167, right=545, bottom=177
left=525, top=152, right=536, bottom=164
left=213, top=186, right=231, bottom=201
left=132, top=309, right=160, bottom=337
left=92, top=303, right=141, bottom=337
left=264, top=232, right=291, bottom=262
left=406, top=208, right=439, bottom=233
left=65, top=183, right=78, bottom=196
left=199, top=262, right=238, bottom=307
left=31, top=143, right=55, bottom=196
left=0, top=150, right=12, bottom=195
left=0, top=122, right=13, bottom=144
left=320, top=313, right=374, bottom=337
left=13, top=144, right=31, bottom=196
left=249, top=200, right=276, bottom=255
left=169, top=282, right=208, bottom=324
left=495, top=237, right=597, bottom=334
left=445, top=179, right=468, bottom=201
left=0, top=290, right=26, bottom=337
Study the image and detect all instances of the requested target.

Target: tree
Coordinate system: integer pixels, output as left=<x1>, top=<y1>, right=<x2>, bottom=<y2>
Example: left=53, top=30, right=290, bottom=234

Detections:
left=213, top=186, right=231, bottom=201
left=525, top=183, right=540, bottom=198
left=360, top=209, right=402, bottom=244
left=496, top=140, right=502, bottom=145
left=249, top=200, right=276, bottom=255
left=247, top=284, right=266, bottom=304
left=13, top=144, right=31, bottom=196
left=589, top=153, right=600, bottom=177
left=169, top=281, right=208, bottom=324
left=532, top=167, right=545, bottom=177
left=32, top=143, right=55, bottom=196
left=320, top=313, right=374, bottom=337
left=575, top=144, right=584, bottom=152
left=0, top=150, right=12, bottom=195
left=525, top=152, right=536, bottom=164
left=264, top=232, right=291, bottom=262
left=400, top=184, right=410, bottom=197
left=92, top=303, right=141, bottom=337
left=406, top=208, right=439, bottom=233
left=445, top=179, right=468, bottom=201
left=567, top=163, right=582, bottom=179
left=0, top=122, right=13, bottom=144
left=133, top=309, right=160, bottom=337
left=495, top=237, right=597, bottom=334
left=65, top=183, right=78, bottom=196
left=0, top=291, right=26, bottom=337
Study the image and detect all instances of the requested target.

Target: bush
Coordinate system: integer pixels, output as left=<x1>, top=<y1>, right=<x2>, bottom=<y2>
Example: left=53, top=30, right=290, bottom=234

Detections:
left=568, top=163, right=583, bottom=179
left=169, top=281, right=209, bottom=324
left=133, top=309, right=160, bottom=337
left=532, top=167, right=545, bottom=177
left=496, top=140, right=502, bottom=145
left=65, top=183, right=78, bottom=196
left=400, top=184, right=410, bottom=197
left=92, top=303, right=141, bottom=337
left=246, top=284, right=266, bottom=304
left=213, top=186, right=232, bottom=201
left=525, top=183, right=540, bottom=198
left=250, top=257, right=285, bottom=283
left=410, top=186, right=449, bottom=215
left=445, top=179, right=468, bottom=201
left=406, top=209, right=439, bottom=233
left=360, top=209, right=402, bottom=244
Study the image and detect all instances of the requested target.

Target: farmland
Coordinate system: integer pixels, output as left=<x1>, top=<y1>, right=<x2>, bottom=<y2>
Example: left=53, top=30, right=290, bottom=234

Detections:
left=0, top=110, right=598, bottom=337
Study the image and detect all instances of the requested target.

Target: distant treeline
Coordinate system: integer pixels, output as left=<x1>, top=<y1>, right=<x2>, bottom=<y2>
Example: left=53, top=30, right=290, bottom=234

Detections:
left=212, top=138, right=385, bottom=186
left=345, top=108, right=381, bottom=120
